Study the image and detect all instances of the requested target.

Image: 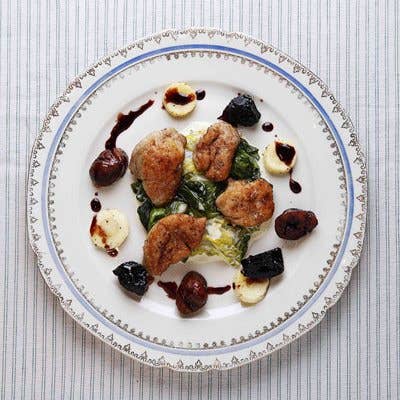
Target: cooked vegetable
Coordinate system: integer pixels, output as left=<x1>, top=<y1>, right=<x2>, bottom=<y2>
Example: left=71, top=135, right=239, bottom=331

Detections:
left=131, top=180, right=149, bottom=202
left=162, top=82, right=197, bottom=118
left=241, top=247, right=284, bottom=280
left=113, top=261, right=150, bottom=296
left=182, top=158, right=198, bottom=175
left=219, top=94, right=261, bottom=127
left=176, top=174, right=225, bottom=219
left=132, top=181, right=153, bottom=229
left=190, top=217, right=255, bottom=267
left=147, top=201, right=188, bottom=230
left=137, top=200, right=153, bottom=229
left=263, top=140, right=297, bottom=175
left=184, top=129, right=205, bottom=151
left=90, top=209, right=129, bottom=250
left=233, top=270, right=269, bottom=304
left=230, top=138, right=261, bottom=180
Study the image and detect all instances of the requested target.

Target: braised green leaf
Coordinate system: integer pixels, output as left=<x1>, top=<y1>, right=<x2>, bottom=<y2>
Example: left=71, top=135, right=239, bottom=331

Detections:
left=230, top=138, right=261, bottom=180
left=176, top=174, right=225, bottom=219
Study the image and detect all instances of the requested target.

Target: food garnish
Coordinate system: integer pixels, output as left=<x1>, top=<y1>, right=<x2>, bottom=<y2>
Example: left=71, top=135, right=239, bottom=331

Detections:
left=219, top=94, right=261, bottom=127
left=230, top=138, right=261, bottom=180
left=90, top=209, right=129, bottom=252
left=163, top=82, right=197, bottom=118
left=241, top=247, right=284, bottom=280
left=275, top=208, right=318, bottom=240
left=233, top=270, right=269, bottom=305
left=89, top=100, right=154, bottom=187
left=113, top=261, right=150, bottom=296
left=263, top=140, right=297, bottom=175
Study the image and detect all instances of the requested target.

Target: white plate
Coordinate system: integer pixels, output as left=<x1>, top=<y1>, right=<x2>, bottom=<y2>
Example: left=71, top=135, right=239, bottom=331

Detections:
left=27, top=28, right=367, bottom=371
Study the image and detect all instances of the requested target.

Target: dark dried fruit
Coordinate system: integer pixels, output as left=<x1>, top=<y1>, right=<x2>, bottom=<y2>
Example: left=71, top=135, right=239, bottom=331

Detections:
left=275, top=208, right=318, bottom=240
left=219, top=94, right=261, bottom=127
left=176, top=271, right=208, bottom=315
left=113, top=261, right=150, bottom=296
left=241, top=247, right=284, bottom=280
left=89, top=148, right=128, bottom=187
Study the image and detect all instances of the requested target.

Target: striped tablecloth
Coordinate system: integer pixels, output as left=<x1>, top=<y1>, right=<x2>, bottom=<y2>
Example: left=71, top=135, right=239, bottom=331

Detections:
left=1, top=1, right=398, bottom=398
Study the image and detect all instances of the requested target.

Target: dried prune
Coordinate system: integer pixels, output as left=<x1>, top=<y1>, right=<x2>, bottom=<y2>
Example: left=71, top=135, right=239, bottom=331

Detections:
left=275, top=208, right=318, bottom=240
left=176, top=271, right=208, bottom=315
left=241, top=247, right=284, bottom=280
left=113, top=261, right=150, bottom=296
left=89, top=148, right=128, bottom=187
left=219, top=94, right=261, bottom=127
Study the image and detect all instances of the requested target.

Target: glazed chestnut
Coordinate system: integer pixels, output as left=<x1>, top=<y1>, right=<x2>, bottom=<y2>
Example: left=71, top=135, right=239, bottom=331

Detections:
left=176, top=271, right=208, bottom=315
left=275, top=208, right=318, bottom=240
left=89, top=148, right=128, bottom=187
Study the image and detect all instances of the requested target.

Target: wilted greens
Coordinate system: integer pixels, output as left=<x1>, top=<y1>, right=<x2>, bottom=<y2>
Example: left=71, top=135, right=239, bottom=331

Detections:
left=190, top=217, right=256, bottom=267
left=131, top=182, right=189, bottom=231
left=230, top=138, right=261, bottom=181
left=147, top=201, right=188, bottom=230
left=176, top=174, right=225, bottom=219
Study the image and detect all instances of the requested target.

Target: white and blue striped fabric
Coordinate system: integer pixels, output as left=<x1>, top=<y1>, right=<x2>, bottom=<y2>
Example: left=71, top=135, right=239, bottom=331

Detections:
left=0, top=0, right=398, bottom=398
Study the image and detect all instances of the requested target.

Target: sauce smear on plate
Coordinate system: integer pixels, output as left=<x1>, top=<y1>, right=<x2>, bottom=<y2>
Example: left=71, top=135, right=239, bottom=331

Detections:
left=157, top=281, right=178, bottom=299
left=105, top=99, right=154, bottom=150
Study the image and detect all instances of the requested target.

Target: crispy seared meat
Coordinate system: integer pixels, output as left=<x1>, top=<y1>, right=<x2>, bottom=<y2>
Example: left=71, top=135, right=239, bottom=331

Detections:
left=129, top=128, right=186, bottom=206
left=216, top=179, right=274, bottom=227
left=143, top=214, right=206, bottom=276
left=193, top=121, right=240, bottom=181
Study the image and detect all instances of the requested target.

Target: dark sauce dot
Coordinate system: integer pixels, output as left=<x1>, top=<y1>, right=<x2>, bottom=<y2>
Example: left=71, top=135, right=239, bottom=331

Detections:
left=195, top=89, right=206, bottom=100
left=275, top=142, right=296, bottom=166
left=289, top=169, right=302, bottom=193
left=104, top=99, right=154, bottom=150
left=90, top=197, right=101, bottom=212
left=260, top=98, right=264, bottom=102
left=262, top=122, right=274, bottom=132
left=94, top=192, right=98, bottom=196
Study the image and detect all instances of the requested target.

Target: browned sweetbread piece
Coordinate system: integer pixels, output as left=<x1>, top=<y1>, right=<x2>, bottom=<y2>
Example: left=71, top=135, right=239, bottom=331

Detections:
left=143, top=214, right=207, bottom=276
left=129, top=128, right=187, bottom=206
left=193, top=121, right=240, bottom=181
left=216, top=178, right=274, bottom=227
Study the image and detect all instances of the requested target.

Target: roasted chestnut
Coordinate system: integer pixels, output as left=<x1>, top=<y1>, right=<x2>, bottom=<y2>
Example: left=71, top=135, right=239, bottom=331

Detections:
left=275, top=208, right=318, bottom=240
left=89, top=148, right=128, bottom=187
left=176, top=271, right=208, bottom=315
